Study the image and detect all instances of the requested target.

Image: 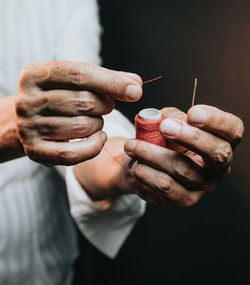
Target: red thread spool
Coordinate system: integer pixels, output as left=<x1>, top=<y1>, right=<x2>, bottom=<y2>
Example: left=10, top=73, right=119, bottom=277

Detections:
left=135, top=108, right=166, bottom=147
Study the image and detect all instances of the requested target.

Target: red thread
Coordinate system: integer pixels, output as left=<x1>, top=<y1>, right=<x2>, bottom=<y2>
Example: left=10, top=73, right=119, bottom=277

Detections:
left=135, top=113, right=166, bottom=147
left=104, top=76, right=163, bottom=167
left=143, top=75, right=162, bottom=84
left=103, top=146, right=126, bottom=169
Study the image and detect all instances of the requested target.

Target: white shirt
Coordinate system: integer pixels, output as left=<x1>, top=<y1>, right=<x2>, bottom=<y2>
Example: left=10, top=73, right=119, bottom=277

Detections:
left=0, top=0, right=146, bottom=284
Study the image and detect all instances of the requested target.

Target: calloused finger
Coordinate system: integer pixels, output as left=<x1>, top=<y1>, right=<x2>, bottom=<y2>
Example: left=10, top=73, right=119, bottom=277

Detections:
left=130, top=162, right=205, bottom=209
left=26, top=131, right=107, bottom=166
left=160, top=118, right=233, bottom=172
left=33, top=116, right=103, bottom=141
left=124, top=139, right=213, bottom=190
left=40, top=90, right=114, bottom=116
left=187, top=105, right=244, bottom=147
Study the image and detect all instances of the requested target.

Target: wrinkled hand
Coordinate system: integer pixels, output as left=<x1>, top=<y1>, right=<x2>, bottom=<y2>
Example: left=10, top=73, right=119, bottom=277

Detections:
left=124, top=105, right=244, bottom=209
left=15, top=61, right=142, bottom=165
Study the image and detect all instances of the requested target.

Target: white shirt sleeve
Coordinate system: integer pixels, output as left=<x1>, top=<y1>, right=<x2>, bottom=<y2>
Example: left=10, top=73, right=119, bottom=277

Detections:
left=53, top=0, right=146, bottom=258
left=57, top=110, right=146, bottom=259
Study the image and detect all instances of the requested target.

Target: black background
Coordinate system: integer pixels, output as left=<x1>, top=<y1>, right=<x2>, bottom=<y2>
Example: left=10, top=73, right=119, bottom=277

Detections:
left=75, top=1, right=250, bottom=284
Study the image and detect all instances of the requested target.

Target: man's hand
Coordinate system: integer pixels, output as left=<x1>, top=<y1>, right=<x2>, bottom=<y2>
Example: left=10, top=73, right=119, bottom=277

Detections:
left=15, top=61, right=142, bottom=165
left=124, top=105, right=244, bottom=209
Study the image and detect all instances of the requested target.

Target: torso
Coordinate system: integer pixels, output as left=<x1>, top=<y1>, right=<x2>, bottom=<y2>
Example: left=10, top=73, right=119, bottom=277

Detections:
left=0, top=0, right=100, bottom=284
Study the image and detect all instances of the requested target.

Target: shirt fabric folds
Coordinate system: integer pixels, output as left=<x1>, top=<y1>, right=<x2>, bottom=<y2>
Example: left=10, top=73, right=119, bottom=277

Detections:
left=0, top=0, right=146, bottom=284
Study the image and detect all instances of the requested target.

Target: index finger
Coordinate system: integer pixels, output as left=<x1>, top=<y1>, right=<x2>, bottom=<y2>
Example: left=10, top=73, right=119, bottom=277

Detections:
left=187, top=105, right=244, bottom=146
left=19, top=61, right=143, bottom=102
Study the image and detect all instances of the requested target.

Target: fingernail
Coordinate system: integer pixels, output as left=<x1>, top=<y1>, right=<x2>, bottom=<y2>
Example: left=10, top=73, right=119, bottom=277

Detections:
left=161, top=119, right=181, bottom=137
left=191, top=108, right=210, bottom=124
left=125, top=84, right=142, bottom=101
left=124, top=139, right=137, bottom=155
left=100, top=132, right=107, bottom=144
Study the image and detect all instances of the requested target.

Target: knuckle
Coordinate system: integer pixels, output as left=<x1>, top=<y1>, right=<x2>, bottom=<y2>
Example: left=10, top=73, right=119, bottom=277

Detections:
left=156, top=174, right=174, bottom=193
left=72, top=121, right=88, bottom=137
left=77, top=91, right=96, bottom=113
left=19, top=64, right=38, bottom=89
left=36, top=122, right=54, bottom=136
left=218, top=114, right=227, bottom=132
left=16, top=119, right=27, bottom=135
left=69, top=64, right=90, bottom=86
left=40, top=93, right=57, bottom=115
left=32, top=117, right=53, bottom=136
left=19, top=64, right=33, bottom=81
left=214, top=141, right=232, bottom=165
left=106, top=77, right=117, bottom=94
left=40, top=93, right=49, bottom=106
left=73, top=115, right=88, bottom=127
left=72, top=116, right=103, bottom=136
left=69, top=68, right=82, bottom=85
left=15, top=95, right=30, bottom=117
left=106, top=75, right=125, bottom=96
left=17, top=123, right=30, bottom=141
